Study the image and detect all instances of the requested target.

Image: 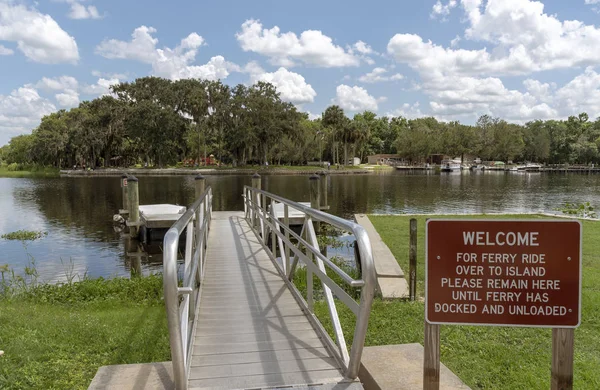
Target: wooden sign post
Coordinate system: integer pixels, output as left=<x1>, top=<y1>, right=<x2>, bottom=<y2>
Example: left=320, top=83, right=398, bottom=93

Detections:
left=425, top=220, right=581, bottom=390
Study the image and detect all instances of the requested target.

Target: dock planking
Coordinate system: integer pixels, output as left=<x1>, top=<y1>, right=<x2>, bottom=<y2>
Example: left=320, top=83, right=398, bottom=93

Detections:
left=188, top=211, right=357, bottom=390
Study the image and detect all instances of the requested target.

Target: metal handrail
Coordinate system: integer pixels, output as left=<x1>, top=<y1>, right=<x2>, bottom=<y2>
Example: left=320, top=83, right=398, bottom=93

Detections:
left=163, top=187, right=212, bottom=390
left=243, top=185, right=376, bottom=379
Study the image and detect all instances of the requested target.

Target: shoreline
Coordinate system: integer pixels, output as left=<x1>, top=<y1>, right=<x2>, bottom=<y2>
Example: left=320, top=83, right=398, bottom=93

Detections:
left=59, top=167, right=374, bottom=177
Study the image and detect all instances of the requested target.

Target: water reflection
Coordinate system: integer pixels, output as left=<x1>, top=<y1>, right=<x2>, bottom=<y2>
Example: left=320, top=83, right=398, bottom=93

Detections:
left=2, top=171, right=600, bottom=280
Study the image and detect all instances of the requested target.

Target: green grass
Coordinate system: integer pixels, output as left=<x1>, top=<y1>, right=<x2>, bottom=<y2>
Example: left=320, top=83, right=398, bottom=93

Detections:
left=341, top=214, right=599, bottom=390
left=0, top=275, right=169, bottom=389
left=0, top=166, right=60, bottom=178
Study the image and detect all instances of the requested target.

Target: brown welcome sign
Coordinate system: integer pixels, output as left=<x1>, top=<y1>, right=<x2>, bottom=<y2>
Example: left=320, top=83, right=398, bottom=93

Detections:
left=423, top=219, right=582, bottom=390
left=426, top=219, right=581, bottom=327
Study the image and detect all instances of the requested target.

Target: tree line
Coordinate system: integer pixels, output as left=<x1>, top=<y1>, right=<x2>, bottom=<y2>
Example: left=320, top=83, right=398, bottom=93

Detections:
left=1, top=76, right=600, bottom=168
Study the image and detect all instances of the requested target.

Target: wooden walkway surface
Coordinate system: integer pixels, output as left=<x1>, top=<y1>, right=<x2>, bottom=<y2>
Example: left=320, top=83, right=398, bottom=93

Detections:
left=189, top=211, right=360, bottom=390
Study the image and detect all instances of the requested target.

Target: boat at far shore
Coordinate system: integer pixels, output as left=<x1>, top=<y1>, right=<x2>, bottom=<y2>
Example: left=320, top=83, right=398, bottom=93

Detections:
left=516, top=163, right=542, bottom=172
left=441, top=159, right=462, bottom=172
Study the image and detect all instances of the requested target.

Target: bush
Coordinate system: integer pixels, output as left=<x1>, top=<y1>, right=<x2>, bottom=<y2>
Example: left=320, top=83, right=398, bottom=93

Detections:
left=6, top=163, right=20, bottom=171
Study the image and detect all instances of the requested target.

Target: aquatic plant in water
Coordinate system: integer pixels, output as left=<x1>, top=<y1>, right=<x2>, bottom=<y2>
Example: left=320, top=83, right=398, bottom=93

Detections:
left=555, top=202, right=597, bottom=219
left=1, top=230, right=47, bottom=241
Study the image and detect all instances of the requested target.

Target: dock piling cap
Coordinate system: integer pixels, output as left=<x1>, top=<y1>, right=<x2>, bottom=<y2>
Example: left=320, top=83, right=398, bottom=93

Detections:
left=253, top=173, right=261, bottom=178
left=128, top=175, right=139, bottom=182
left=195, top=174, right=205, bottom=180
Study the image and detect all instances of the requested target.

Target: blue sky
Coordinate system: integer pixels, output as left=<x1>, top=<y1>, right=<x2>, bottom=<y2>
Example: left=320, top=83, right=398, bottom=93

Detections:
left=2, top=0, right=600, bottom=145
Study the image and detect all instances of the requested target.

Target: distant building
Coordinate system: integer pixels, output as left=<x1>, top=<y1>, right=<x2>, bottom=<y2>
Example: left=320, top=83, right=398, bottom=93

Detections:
left=348, top=157, right=361, bottom=166
left=367, top=154, right=403, bottom=165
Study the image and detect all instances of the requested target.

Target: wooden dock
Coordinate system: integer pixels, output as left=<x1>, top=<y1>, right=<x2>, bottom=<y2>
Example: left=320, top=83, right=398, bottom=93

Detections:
left=188, top=211, right=359, bottom=390
left=270, top=201, right=310, bottom=226
left=139, top=204, right=186, bottom=228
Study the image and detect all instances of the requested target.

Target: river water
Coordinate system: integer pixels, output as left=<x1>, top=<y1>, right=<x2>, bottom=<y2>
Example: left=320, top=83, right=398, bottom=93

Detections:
left=1, top=171, right=599, bottom=281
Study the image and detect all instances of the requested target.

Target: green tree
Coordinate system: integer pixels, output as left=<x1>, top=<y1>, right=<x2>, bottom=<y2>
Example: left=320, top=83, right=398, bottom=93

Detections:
left=30, top=111, right=70, bottom=167
left=522, top=121, right=550, bottom=162
left=5, top=134, right=34, bottom=164
left=322, top=105, right=348, bottom=165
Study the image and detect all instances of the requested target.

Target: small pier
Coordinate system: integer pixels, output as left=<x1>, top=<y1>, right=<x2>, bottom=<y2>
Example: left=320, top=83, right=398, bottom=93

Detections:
left=93, top=173, right=475, bottom=389
left=117, top=175, right=199, bottom=244
left=395, top=165, right=434, bottom=171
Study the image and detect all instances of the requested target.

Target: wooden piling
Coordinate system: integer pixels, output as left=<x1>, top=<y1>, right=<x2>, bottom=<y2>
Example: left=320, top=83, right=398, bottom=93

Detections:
left=126, top=237, right=142, bottom=278
left=195, top=175, right=206, bottom=199
left=127, top=176, right=140, bottom=238
left=121, top=174, right=129, bottom=213
left=423, top=322, right=440, bottom=390
left=552, top=328, right=575, bottom=390
left=309, top=175, right=320, bottom=232
left=409, top=218, right=417, bottom=301
left=319, top=171, right=328, bottom=210
left=252, top=173, right=261, bottom=190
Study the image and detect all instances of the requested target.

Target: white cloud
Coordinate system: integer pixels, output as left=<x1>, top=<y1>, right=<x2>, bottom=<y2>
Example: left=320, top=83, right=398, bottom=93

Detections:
left=0, top=2, right=79, bottom=64
left=252, top=67, right=316, bottom=104
left=0, top=44, right=13, bottom=55
left=155, top=55, right=239, bottom=80
left=585, top=0, right=600, bottom=4
left=91, top=70, right=128, bottom=80
left=242, top=60, right=265, bottom=76
left=450, top=35, right=461, bottom=48
left=523, top=79, right=556, bottom=104
left=96, top=27, right=239, bottom=81
left=358, top=67, right=404, bottom=83
left=68, top=2, right=101, bottom=20
left=423, top=69, right=600, bottom=124
left=55, top=90, right=80, bottom=107
left=33, top=76, right=80, bottom=107
left=96, top=26, right=163, bottom=63
left=386, top=0, right=600, bottom=122
left=0, top=86, right=57, bottom=143
left=306, top=111, right=320, bottom=120
left=389, top=0, right=600, bottom=78
left=81, top=78, right=121, bottom=96
left=333, top=85, right=378, bottom=112
left=353, top=40, right=373, bottom=54
left=236, top=19, right=360, bottom=68
left=36, top=76, right=79, bottom=92
left=431, top=0, right=458, bottom=19
left=552, top=67, right=600, bottom=117
left=386, top=102, right=423, bottom=119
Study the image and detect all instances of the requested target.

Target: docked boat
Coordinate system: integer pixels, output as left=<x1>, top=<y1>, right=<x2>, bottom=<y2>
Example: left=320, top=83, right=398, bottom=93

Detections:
left=470, top=164, right=485, bottom=171
left=440, top=159, right=462, bottom=172
left=517, top=163, right=542, bottom=172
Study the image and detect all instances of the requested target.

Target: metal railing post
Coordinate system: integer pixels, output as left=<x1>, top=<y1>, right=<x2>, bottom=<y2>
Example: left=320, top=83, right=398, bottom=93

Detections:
left=163, top=187, right=213, bottom=390
left=252, top=173, right=261, bottom=229
left=163, top=229, right=186, bottom=390
left=284, top=204, right=290, bottom=273
left=241, top=185, right=376, bottom=380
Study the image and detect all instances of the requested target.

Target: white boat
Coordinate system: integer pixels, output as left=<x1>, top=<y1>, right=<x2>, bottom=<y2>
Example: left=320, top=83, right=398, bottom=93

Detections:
left=469, top=164, right=485, bottom=171
left=517, top=163, right=542, bottom=172
left=440, top=159, right=462, bottom=172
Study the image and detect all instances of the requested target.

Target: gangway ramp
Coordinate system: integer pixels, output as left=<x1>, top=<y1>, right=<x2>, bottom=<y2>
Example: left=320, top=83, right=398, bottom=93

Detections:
left=162, top=186, right=376, bottom=390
